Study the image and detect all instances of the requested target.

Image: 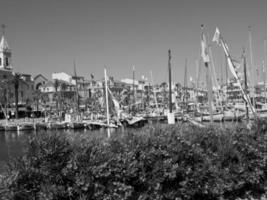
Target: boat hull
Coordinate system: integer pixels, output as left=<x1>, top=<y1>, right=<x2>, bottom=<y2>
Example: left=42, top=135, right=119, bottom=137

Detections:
left=5, top=125, right=18, bottom=132
left=69, top=122, right=86, bottom=129
left=17, top=124, right=35, bottom=131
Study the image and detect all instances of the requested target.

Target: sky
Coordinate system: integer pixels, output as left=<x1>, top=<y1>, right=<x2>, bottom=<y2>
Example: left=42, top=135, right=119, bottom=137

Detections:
left=1, top=0, right=267, bottom=84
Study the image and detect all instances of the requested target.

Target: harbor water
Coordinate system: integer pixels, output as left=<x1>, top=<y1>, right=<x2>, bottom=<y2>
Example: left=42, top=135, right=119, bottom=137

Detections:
left=0, top=120, right=246, bottom=173
left=0, top=128, right=117, bottom=172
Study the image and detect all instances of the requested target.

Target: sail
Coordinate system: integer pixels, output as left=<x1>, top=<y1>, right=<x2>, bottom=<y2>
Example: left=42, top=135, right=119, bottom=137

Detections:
left=213, top=27, right=256, bottom=114
left=201, top=32, right=210, bottom=63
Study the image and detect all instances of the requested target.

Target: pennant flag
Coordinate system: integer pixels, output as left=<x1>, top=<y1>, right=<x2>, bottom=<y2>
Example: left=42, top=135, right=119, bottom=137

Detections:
left=201, top=32, right=210, bottom=63
left=212, top=27, right=221, bottom=44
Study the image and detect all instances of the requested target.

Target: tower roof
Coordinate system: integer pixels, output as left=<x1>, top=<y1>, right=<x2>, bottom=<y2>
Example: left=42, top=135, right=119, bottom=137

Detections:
left=0, top=35, right=10, bottom=51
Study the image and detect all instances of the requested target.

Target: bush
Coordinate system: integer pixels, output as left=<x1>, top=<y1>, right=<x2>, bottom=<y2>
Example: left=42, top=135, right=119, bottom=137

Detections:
left=0, top=122, right=266, bottom=200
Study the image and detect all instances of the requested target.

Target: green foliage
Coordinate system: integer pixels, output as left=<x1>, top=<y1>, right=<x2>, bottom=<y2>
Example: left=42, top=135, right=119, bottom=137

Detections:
left=0, top=122, right=266, bottom=200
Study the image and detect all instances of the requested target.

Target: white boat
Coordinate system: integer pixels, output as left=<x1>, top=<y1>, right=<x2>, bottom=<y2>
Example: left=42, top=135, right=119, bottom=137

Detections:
left=69, top=122, right=86, bottom=129
left=4, top=125, right=18, bottom=132
left=86, top=120, right=105, bottom=130
left=195, top=113, right=224, bottom=122
left=223, top=110, right=244, bottom=121
left=121, top=116, right=147, bottom=128
left=17, top=123, right=35, bottom=131
left=47, top=122, right=67, bottom=130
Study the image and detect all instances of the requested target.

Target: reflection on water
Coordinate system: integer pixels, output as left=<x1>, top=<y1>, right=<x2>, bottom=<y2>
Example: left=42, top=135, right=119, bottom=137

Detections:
left=0, top=121, right=243, bottom=168
left=0, top=128, right=122, bottom=167
left=0, top=131, right=30, bottom=172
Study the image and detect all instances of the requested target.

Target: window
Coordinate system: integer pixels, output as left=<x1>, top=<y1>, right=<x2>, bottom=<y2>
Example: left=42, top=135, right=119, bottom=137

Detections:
left=3, top=75, right=6, bottom=79
left=0, top=58, right=1, bottom=66
left=21, top=91, right=24, bottom=98
left=5, top=57, right=8, bottom=66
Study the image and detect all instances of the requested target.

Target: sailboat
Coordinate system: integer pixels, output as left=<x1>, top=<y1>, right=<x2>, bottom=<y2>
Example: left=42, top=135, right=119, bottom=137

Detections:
left=212, top=27, right=257, bottom=121
left=17, top=123, right=35, bottom=131
left=106, top=81, right=146, bottom=128
left=68, top=61, right=87, bottom=129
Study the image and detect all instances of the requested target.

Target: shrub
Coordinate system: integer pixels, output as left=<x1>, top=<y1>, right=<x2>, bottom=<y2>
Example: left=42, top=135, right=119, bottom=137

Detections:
left=0, top=122, right=266, bottom=199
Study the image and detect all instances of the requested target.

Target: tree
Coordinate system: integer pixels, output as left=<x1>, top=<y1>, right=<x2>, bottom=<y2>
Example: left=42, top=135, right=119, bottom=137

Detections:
left=13, top=73, right=20, bottom=119
left=0, top=74, right=21, bottom=119
left=0, top=81, right=8, bottom=119
left=32, top=90, right=42, bottom=112
left=54, top=79, right=60, bottom=113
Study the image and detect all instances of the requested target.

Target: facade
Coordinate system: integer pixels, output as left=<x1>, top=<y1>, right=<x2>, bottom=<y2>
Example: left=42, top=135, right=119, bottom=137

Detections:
left=52, top=72, right=74, bottom=84
left=121, top=78, right=139, bottom=90
left=0, top=70, right=34, bottom=105
left=0, top=34, right=12, bottom=71
left=34, top=74, right=49, bottom=90
left=0, top=34, right=34, bottom=106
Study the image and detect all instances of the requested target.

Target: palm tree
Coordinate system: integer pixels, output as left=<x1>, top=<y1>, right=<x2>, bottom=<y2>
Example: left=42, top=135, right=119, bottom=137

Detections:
left=0, top=82, right=8, bottom=119
left=32, top=89, right=42, bottom=111
left=54, top=79, right=60, bottom=113
left=13, top=73, right=20, bottom=119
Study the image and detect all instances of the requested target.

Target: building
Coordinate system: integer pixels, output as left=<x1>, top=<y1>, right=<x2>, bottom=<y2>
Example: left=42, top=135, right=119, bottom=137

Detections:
left=34, top=74, right=49, bottom=90
left=121, top=78, right=139, bottom=90
left=52, top=72, right=75, bottom=84
left=0, top=33, right=34, bottom=106
left=0, top=33, right=12, bottom=71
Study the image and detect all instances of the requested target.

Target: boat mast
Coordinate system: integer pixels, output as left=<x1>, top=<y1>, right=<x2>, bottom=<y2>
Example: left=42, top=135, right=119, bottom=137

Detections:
left=168, top=50, right=172, bottom=113
left=104, top=68, right=110, bottom=137
left=183, top=58, right=188, bottom=105
left=206, top=61, right=213, bottom=123
left=150, top=71, right=158, bottom=111
left=73, top=60, right=79, bottom=113
left=248, top=26, right=255, bottom=106
left=201, top=25, right=213, bottom=123
left=264, top=39, right=266, bottom=103
left=195, top=59, right=201, bottom=105
left=167, top=49, right=175, bottom=124
left=243, top=48, right=249, bottom=120
left=225, top=54, right=228, bottom=104
left=132, top=65, right=135, bottom=112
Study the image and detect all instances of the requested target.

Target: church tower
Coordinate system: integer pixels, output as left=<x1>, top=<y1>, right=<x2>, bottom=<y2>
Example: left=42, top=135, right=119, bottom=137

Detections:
left=0, top=25, right=12, bottom=70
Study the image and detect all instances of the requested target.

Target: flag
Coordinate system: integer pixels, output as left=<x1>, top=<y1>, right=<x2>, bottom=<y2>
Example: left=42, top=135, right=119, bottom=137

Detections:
left=91, top=73, right=94, bottom=79
left=201, top=32, right=210, bottom=63
left=212, top=27, right=221, bottom=44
